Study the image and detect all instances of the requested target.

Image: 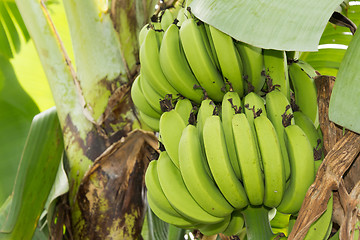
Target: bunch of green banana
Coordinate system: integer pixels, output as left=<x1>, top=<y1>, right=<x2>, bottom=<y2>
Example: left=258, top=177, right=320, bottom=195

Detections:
left=137, top=5, right=326, bottom=239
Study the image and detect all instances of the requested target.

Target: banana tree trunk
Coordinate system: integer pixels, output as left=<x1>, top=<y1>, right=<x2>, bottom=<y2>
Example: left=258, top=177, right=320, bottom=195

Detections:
left=15, top=0, right=157, bottom=238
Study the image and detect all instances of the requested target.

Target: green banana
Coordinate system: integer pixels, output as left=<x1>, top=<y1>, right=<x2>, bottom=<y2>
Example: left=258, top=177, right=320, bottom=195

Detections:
left=138, top=24, right=149, bottom=47
left=196, top=99, right=216, bottom=150
left=203, top=115, right=249, bottom=209
left=160, top=9, right=174, bottom=31
left=265, top=90, right=294, bottom=180
left=304, top=193, right=333, bottom=240
left=157, top=151, right=223, bottom=224
left=235, top=41, right=265, bottom=93
left=139, top=111, right=160, bottom=132
left=209, top=25, right=245, bottom=97
left=174, top=98, right=193, bottom=124
left=222, top=210, right=245, bottom=236
left=176, top=7, right=189, bottom=26
left=288, top=60, right=319, bottom=128
left=178, top=124, right=234, bottom=217
left=243, top=91, right=267, bottom=166
left=147, top=192, right=196, bottom=228
left=159, top=23, right=204, bottom=103
left=232, top=113, right=264, bottom=206
left=254, top=115, right=286, bottom=208
left=242, top=205, right=275, bottom=239
left=145, top=160, right=195, bottom=228
left=204, top=23, right=221, bottom=70
left=140, top=27, right=179, bottom=97
left=197, top=22, right=219, bottom=70
left=263, top=49, right=290, bottom=100
left=139, top=72, right=164, bottom=114
left=159, top=110, right=186, bottom=168
left=179, top=18, right=225, bottom=102
left=131, top=75, right=161, bottom=118
left=293, top=110, right=324, bottom=161
left=277, top=125, right=315, bottom=214
left=221, top=91, right=242, bottom=179
left=199, top=214, right=232, bottom=236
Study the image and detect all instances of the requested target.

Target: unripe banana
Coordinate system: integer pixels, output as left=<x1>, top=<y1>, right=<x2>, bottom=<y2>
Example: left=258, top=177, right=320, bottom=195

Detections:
left=159, top=110, right=186, bottom=168
left=139, top=73, right=164, bottom=114
left=304, top=193, right=333, bottom=240
left=140, top=27, right=179, bottom=97
left=157, top=151, right=223, bottom=224
left=254, top=115, right=286, bottom=208
left=199, top=214, right=232, bottom=236
left=147, top=192, right=196, bottom=228
left=159, top=24, right=204, bottom=103
left=174, top=98, right=193, bottom=124
left=160, top=9, right=174, bottom=31
left=263, top=49, right=290, bottom=100
left=222, top=210, right=245, bottom=236
left=204, top=23, right=221, bottom=70
left=265, top=90, right=294, bottom=180
left=197, top=22, right=219, bottom=69
left=221, top=91, right=242, bottom=179
left=277, top=125, right=315, bottom=214
left=145, top=160, right=195, bottom=228
left=288, top=60, right=319, bottom=127
left=138, top=24, right=149, bottom=47
left=235, top=41, right=265, bottom=93
left=131, top=75, right=161, bottom=118
left=179, top=18, right=225, bottom=102
left=179, top=125, right=234, bottom=217
left=151, top=21, right=164, bottom=45
left=293, top=111, right=323, bottom=161
left=232, top=113, right=264, bottom=206
left=209, top=25, right=245, bottom=97
left=203, top=115, right=249, bottom=209
left=196, top=99, right=216, bottom=150
left=139, top=111, right=160, bottom=132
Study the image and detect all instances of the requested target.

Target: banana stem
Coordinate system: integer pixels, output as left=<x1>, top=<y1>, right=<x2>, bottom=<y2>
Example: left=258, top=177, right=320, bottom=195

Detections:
left=242, top=205, right=274, bottom=240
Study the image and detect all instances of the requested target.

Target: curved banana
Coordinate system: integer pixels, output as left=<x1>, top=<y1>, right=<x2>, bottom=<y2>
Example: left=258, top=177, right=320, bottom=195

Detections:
left=145, top=160, right=195, bottom=228
left=243, top=91, right=267, bottom=165
left=204, top=23, right=221, bottom=70
left=196, top=99, right=216, bottom=149
left=304, top=193, right=333, bottom=240
left=197, top=22, right=218, bottom=70
left=139, top=111, right=160, bottom=132
left=199, top=214, right=232, bottom=236
left=203, top=115, right=249, bottom=209
left=151, top=21, right=164, bottom=45
left=209, top=25, right=245, bottom=97
left=263, top=49, right=290, bottom=100
left=265, top=90, right=294, bottom=180
left=232, top=113, right=264, bottom=206
left=277, top=125, right=315, bottom=214
left=221, top=91, right=242, bottom=179
left=138, top=24, right=149, bottom=47
left=179, top=125, right=234, bottom=217
left=157, top=151, right=223, bottom=224
left=140, top=27, right=179, bottom=97
left=288, top=60, right=319, bottom=128
left=160, top=9, right=174, bottom=32
left=139, top=73, right=164, bottom=114
left=175, top=7, right=189, bottom=27
left=293, top=110, right=323, bottom=161
left=147, top=192, right=196, bottom=228
left=159, top=24, right=204, bottom=103
left=159, top=110, right=186, bottom=168
left=222, top=210, right=245, bottom=236
left=174, top=98, right=193, bottom=124
left=131, top=75, right=161, bottom=118
left=254, top=115, right=286, bottom=208
left=235, top=41, right=265, bottom=93
left=179, top=18, right=225, bottom=102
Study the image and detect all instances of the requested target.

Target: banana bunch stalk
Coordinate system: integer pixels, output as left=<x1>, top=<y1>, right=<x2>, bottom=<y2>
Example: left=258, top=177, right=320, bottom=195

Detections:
left=134, top=5, right=325, bottom=240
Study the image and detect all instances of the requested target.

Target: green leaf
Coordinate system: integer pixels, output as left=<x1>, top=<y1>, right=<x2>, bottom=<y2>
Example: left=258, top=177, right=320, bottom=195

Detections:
left=0, top=55, right=39, bottom=205
left=0, top=107, right=64, bottom=239
left=189, top=0, right=343, bottom=51
left=329, top=22, right=360, bottom=134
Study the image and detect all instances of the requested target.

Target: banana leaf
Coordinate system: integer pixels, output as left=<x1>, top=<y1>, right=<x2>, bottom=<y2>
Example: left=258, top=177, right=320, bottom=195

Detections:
left=189, top=0, right=343, bottom=51
left=0, top=55, right=39, bottom=205
left=329, top=22, right=360, bottom=134
left=0, top=107, right=64, bottom=240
